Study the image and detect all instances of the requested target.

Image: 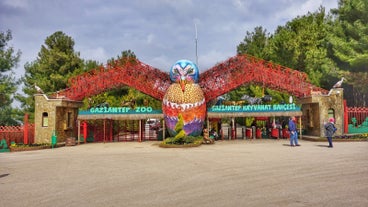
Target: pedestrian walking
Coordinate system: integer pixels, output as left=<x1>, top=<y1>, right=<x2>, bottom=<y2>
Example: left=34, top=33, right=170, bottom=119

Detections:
left=288, top=116, right=300, bottom=147
left=324, top=118, right=337, bottom=148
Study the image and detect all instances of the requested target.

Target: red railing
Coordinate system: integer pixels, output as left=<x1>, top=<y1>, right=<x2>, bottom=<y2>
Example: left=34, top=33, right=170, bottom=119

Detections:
left=0, top=124, right=34, bottom=146
left=347, top=106, right=368, bottom=126
left=200, top=55, right=328, bottom=101
left=0, top=114, right=34, bottom=146
left=79, top=120, right=159, bottom=143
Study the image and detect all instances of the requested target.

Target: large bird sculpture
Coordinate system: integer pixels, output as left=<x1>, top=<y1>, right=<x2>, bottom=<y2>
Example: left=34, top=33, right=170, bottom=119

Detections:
left=54, top=55, right=328, bottom=138
left=162, top=60, right=206, bottom=137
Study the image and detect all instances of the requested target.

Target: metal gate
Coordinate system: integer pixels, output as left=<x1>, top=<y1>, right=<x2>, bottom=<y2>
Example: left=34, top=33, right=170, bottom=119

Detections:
left=346, top=106, right=368, bottom=134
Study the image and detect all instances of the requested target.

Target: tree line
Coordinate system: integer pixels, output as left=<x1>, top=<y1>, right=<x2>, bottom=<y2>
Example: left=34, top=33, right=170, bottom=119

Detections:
left=237, top=0, right=367, bottom=106
left=1, top=0, right=367, bottom=125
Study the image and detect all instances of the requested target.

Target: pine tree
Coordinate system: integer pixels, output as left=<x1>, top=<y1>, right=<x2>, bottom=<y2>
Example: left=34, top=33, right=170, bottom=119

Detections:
left=328, top=0, right=368, bottom=106
left=20, top=31, right=83, bottom=119
left=0, top=30, right=21, bottom=125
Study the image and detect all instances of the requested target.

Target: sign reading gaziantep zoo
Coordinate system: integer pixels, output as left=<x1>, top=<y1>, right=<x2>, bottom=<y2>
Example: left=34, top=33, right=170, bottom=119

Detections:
left=79, top=106, right=163, bottom=115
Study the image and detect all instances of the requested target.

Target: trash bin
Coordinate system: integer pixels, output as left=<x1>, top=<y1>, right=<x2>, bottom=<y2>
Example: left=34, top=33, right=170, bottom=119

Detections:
left=246, top=128, right=252, bottom=139
left=271, top=128, right=279, bottom=138
left=87, top=131, right=94, bottom=142
left=256, top=128, right=262, bottom=139
left=51, top=130, right=57, bottom=148
left=157, top=130, right=163, bottom=141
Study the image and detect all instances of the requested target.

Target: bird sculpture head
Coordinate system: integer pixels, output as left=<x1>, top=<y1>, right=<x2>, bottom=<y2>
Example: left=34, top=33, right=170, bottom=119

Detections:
left=169, top=60, right=199, bottom=91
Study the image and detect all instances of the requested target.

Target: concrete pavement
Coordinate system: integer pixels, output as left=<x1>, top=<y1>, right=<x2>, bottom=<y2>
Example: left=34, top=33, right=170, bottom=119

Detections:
left=1, top=139, right=367, bottom=207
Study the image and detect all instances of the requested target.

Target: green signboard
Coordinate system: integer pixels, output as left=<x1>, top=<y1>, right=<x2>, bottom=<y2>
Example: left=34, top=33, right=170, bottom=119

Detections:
left=79, top=104, right=300, bottom=116
left=208, top=103, right=300, bottom=113
left=79, top=106, right=163, bottom=115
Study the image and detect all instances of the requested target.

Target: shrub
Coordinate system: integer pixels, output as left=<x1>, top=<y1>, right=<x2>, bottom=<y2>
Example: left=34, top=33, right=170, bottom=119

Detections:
left=160, top=136, right=203, bottom=148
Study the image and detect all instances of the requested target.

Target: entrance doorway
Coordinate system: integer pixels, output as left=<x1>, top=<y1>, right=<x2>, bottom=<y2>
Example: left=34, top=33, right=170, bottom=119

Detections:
left=79, top=119, right=164, bottom=143
left=210, top=116, right=292, bottom=140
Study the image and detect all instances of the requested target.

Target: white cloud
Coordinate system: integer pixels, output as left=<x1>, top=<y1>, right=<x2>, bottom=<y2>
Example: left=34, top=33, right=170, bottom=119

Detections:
left=232, top=0, right=250, bottom=11
left=3, top=0, right=29, bottom=9
left=199, top=49, right=235, bottom=71
left=79, top=47, right=109, bottom=63
left=146, top=33, right=155, bottom=44
left=272, top=0, right=337, bottom=26
left=146, top=55, right=172, bottom=71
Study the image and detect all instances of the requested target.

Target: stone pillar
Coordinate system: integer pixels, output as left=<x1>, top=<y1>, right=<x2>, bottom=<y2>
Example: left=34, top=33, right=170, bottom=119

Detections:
left=320, top=88, right=344, bottom=136
left=34, top=94, right=83, bottom=144
left=299, top=88, right=344, bottom=137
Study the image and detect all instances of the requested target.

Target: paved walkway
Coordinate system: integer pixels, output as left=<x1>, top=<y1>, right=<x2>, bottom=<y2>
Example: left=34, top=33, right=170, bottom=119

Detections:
left=1, top=139, right=367, bottom=207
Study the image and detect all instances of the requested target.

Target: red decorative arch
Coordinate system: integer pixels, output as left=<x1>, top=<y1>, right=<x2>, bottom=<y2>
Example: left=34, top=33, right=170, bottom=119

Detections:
left=200, top=55, right=328, bottom=101
left=54, top=60, right=171, bottom=101
left=53, top=54, right=327, bottom=101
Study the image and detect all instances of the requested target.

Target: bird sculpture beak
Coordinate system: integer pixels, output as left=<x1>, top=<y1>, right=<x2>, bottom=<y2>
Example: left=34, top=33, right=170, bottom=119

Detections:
left=179, top=79, right=186, bottom=92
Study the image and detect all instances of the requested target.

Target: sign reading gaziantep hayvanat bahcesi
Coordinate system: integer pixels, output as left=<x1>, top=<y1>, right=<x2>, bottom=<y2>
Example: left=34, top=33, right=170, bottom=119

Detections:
left=208, top=103, right=300, bottom=113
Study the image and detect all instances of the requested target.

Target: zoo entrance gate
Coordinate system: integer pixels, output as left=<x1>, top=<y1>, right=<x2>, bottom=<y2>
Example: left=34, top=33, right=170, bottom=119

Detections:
left=1, top=106, right=367, bottom=146
left=76, top=104, right=304, bottom=144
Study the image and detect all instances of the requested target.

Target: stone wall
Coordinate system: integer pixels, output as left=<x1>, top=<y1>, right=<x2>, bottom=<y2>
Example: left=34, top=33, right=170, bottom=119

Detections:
left=34, top=94, right=83, bottom=143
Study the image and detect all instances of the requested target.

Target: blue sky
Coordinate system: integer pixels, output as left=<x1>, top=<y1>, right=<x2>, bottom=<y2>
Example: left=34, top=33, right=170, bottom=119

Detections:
left=1, top=0, right=338, bottom=76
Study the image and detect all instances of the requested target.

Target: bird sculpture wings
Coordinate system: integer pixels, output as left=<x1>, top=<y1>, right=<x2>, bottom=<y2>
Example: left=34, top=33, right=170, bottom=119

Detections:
left=54, top=55, right=329, bottom=101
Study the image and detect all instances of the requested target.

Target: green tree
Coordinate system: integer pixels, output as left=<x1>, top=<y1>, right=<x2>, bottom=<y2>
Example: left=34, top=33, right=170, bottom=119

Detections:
left=236, top=26, right=272, bottom=103
left=0, top=30, right=21, bottom=125
left=329, top=0, right=368, bottom=72
left=268, top=7, right=335, bottom=86
left=71, top=59, right=102, bottom=78
left=108, top=49, right=137, bottom=66
left=236, top=26, right=301, bottom=104
left=328, top=0, right=368, bottom=106
left=237, top=26, right=270, bottom=59
left=20, top=31, right=83, bottom=119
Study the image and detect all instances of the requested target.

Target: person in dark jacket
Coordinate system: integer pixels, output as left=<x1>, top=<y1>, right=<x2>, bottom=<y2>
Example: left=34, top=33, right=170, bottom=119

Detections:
left=324, top=118, right=337, bottom=148
left=288, top=116, right=300, bottom=147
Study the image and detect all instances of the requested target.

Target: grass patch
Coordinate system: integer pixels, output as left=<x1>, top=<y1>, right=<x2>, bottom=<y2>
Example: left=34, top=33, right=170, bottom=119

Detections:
left=9, top=143, right=63, bottom=152
left=303, top=133, right=368, bottom=142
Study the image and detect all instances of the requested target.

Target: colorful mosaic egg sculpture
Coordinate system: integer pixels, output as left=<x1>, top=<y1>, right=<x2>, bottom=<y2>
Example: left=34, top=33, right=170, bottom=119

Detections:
left=162, top=60, right=206, bottom=137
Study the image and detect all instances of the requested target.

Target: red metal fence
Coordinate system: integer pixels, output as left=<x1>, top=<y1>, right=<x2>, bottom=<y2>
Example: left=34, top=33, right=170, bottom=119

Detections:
left=346, top=106, right=368, bottom=134
left=0, top=124, right=34, bottom=146
left=0, top=114, right=35, bottom=147
left=347, top=107, right=368, bottom=125
left=80, top=120, right=159, bottom=143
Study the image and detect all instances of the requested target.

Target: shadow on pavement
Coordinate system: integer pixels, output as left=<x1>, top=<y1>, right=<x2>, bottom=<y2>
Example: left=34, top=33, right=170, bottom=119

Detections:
left=316, top=144, right=330, bottom=148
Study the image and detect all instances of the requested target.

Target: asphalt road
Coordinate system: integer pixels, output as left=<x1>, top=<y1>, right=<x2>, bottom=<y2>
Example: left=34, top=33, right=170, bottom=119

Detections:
left=1, top=139, right=367, bottom=207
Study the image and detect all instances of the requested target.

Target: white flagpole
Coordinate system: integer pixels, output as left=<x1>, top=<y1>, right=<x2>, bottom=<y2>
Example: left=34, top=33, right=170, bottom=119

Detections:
left=194, top=23, right=198, bottom=66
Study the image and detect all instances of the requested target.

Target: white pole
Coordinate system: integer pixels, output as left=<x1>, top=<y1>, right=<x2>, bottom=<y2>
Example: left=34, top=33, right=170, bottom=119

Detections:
left=194, top=23, right=198, bottom=66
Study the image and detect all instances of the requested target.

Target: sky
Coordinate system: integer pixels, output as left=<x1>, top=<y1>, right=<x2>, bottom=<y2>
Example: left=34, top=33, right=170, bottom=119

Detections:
left=1, top=0, right=338, bottom=76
